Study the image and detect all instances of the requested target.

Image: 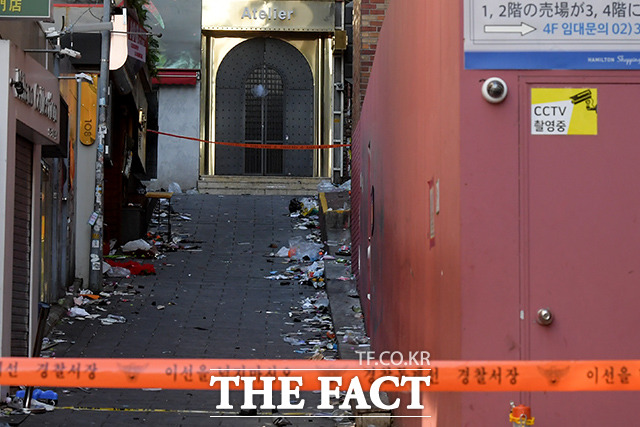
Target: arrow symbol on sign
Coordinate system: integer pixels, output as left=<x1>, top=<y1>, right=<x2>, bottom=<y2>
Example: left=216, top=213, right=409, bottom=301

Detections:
left=484, top=22, right=536, bottom=35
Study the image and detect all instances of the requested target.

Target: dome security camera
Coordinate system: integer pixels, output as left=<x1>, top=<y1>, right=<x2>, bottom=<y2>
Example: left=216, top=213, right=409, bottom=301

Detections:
left=481, top=77, right=508, bottom=103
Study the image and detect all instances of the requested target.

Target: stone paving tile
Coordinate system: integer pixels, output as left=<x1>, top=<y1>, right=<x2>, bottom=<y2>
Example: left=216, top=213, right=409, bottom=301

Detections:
left=21, top=195, right=344, bottom=427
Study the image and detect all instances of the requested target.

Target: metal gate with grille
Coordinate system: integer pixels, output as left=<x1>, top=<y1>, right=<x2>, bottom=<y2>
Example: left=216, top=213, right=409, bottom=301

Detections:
left=215, top=38, right=314, bottom=176
left=244, top=65, right=284, bottom=174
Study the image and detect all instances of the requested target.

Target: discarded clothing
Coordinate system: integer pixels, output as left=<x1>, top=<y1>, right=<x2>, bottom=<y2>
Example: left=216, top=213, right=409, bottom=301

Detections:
left=105, top=259, right=156, bottom=275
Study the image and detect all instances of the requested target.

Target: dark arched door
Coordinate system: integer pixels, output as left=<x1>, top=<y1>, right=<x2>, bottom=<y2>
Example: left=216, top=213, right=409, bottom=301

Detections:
left=215, top=38, right=314, bottom=176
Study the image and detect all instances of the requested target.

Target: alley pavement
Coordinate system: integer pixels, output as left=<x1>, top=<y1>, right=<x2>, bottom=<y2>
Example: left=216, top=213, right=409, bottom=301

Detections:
left=17, top=194, right=359, bottom=427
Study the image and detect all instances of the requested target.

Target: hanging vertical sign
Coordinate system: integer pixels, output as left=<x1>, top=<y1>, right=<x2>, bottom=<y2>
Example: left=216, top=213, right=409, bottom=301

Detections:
left=531, top=88, right=598, bottom=135
left=80, top=76, right=98, bottom=146
left=127, top=12, right=148, bottom=63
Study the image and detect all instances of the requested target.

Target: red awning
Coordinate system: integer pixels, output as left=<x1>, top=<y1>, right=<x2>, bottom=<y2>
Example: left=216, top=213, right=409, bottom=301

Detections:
left=152, top=70, right=200, bottom=86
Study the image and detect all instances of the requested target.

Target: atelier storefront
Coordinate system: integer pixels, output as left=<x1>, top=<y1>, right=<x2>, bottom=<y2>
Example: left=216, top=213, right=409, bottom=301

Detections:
left=201, top=0, right=337, bottom=177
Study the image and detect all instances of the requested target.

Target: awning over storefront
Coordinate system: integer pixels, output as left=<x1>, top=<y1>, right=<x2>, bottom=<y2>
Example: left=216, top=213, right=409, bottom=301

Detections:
left=152, top=70, right=200, bottom=86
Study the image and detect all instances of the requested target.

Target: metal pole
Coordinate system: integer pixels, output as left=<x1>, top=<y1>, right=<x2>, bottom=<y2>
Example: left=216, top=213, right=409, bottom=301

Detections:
left=71, top=78, right=82, bottom=279
left=23, top=303, right=50, bottom=408
left=88, top=0, right=111, bottom=290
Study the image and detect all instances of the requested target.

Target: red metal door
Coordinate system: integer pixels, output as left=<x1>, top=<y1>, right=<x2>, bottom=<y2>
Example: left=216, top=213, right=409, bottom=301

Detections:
left=520, top=80, right=640, bottom=425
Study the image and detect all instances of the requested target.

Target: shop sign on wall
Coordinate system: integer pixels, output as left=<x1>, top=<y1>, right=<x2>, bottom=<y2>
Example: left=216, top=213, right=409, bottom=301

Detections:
left=465, top=0, right=640, bottom=69
left=0, top=0, right=50, bottom=18
left=203, top=0, right=335, bottom=32
left=531, top=88, right=598, bottom=135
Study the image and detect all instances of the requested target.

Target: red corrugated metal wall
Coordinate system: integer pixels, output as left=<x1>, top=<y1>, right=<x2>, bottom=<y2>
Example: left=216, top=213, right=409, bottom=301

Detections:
left=350, top=124, right=363, bottom=316
left=353, top=0, right=640, bottom=424
left=351, top=0, right=462, bottom=425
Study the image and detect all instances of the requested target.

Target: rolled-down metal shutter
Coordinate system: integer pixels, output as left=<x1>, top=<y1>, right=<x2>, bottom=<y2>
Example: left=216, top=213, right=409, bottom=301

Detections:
left=12, top=137, right=32, bottom=357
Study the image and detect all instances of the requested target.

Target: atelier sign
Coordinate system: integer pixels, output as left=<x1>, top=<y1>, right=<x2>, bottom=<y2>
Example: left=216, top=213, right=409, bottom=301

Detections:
left=202, top=0, right=335, bottom=32
left=241, top=6, right=294, bottom=21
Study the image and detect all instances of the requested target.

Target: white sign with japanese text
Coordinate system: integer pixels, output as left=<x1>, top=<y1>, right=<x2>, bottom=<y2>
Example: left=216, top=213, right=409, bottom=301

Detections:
left=464, top=1, right=640, bottom=69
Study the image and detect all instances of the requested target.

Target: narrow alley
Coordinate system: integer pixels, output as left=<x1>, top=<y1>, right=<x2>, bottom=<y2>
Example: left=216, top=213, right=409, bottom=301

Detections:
left=17, top=193, right=361, bottom=427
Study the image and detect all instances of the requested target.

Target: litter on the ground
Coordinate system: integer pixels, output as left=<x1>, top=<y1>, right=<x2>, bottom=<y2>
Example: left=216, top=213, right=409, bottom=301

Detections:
left=105, top=259, right=156, bottom=275
left=68, top=307, right=90, bottom=318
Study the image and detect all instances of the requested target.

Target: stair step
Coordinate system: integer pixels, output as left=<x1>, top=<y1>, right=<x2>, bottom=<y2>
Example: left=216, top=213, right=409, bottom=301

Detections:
left=198, top=176, right=325, bottom=195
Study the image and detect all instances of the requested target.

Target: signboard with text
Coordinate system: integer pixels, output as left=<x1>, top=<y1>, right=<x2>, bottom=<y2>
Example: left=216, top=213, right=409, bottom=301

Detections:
left=531, top=88, right=598, bottom=135
left=202, top=0, right=335, bottom=33
left=2, top=40, right=60, bottom=146
left=464, top=1, right=640, bottom=69
left=0, top=0, right=51, bottom=18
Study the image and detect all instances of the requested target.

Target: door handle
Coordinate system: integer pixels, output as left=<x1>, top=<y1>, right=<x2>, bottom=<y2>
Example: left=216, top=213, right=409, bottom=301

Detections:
left=536, top=308, right=554, bottom=326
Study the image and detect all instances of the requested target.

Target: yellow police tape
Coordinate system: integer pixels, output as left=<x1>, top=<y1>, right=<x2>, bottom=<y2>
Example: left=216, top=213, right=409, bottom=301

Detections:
left=57, top=406, right=315, bottom=416
left=57, top=406, right=217, bottom=414
left=0, top=358, right=639, bottom=391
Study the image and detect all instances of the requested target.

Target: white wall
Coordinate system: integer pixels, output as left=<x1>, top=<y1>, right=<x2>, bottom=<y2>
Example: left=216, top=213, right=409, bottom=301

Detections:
left=74, top=140, right=97, bottom=286
left=153, top=84, right=201, bottom=191
left=0, top=42, right=15, bottom=360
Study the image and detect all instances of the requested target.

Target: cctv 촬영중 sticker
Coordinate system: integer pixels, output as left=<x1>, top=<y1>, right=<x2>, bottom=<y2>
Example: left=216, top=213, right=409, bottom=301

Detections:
left=531, top=88, right=598, bottom=135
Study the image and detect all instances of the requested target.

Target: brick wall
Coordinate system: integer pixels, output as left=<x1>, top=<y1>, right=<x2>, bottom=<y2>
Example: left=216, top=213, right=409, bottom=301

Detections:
left=352, top=0, right=390, bottom=126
